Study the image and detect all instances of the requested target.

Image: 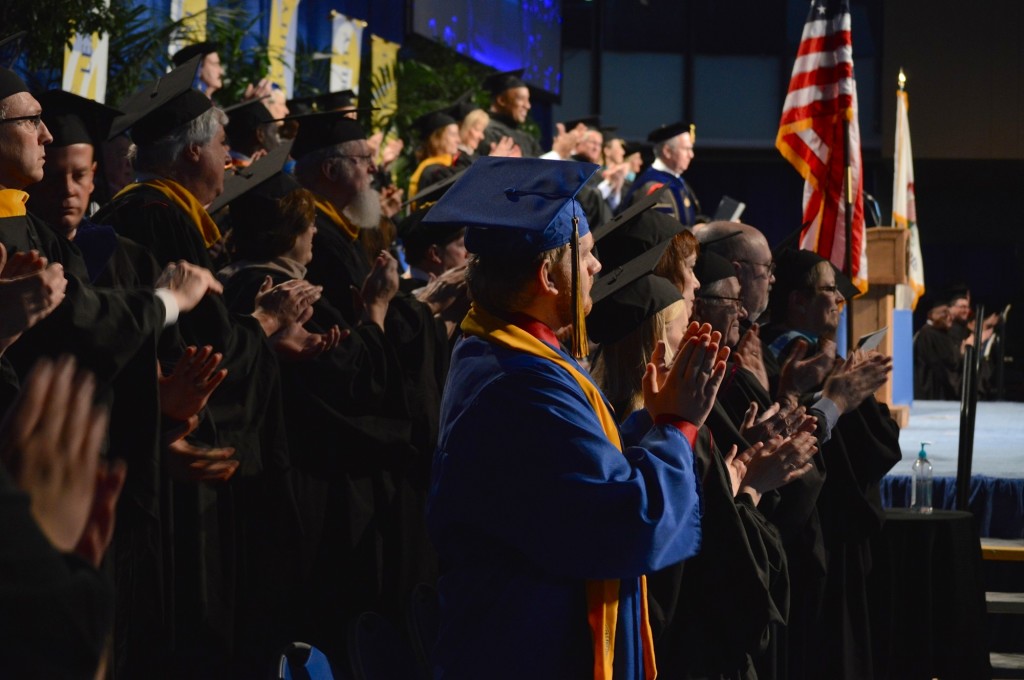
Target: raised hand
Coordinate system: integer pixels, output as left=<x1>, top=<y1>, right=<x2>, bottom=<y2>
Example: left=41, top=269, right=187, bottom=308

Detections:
left=379, top=185, right=404, bottom=219
left=156, top=260, right=224, bottom=314
left=732, top=323, right=769, bottom=390
left=776, top=338, right=838, bottom=403
left=0, top=356, right=110, bottom=553
left=741, top=401, right=815, bottom=444
left=822, top=352, right=892, bottom=414
left=73, top=459, right=127, bottom=568
left=0, top=243, right=68, bottom=348
left=488, top=136, right=517, bottom=158
left=166, top=439, right=239, bottom=483
left=158, top=345, right=228, bottom=423
left=357, top=250, right=399, bottom=330
left=252, top=277, right=323, bottom=336
left=271, top=321, right=345, bottom=361
left=642, top=322, right=730, bottom=427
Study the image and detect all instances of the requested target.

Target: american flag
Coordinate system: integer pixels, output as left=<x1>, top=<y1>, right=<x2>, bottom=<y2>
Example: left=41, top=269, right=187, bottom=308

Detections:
left=777, top=0, right=867, bottom=291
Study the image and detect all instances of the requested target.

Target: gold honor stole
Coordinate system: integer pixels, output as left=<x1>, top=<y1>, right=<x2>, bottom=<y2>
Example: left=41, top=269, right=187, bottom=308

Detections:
left=114, top=178, right=222, bottom=248
left=407, top=154, right=453, bottom=205
left=461, top=304, right=657, bottom=680
left=313, top=196, right=359, bottom=242
left=0, top=189, right=28, bottom=217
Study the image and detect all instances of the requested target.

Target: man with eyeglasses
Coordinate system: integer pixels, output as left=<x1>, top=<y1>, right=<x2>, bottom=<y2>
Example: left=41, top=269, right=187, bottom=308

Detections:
left=759, top=247, right=899, bottom=680
left=698, top=220, right=776, bottom=325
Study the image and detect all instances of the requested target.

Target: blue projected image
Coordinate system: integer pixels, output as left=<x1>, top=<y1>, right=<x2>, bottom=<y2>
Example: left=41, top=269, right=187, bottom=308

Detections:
left=413, top=0, right=562, bottom=96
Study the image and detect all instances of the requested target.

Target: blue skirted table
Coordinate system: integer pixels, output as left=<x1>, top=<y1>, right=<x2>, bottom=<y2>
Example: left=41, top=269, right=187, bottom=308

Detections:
left=868, top=508, right=991, bottom=679
left=881, top=475, right=1024, bottom=538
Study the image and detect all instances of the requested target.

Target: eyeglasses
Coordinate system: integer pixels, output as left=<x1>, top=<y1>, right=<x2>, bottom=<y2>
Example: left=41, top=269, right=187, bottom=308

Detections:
left=736, top=259, right=776, bottom=275
left=698, top=294, right=744, bottom=311
left=0, top=113, right=43, bottom=130
left=334, top=154, right=374, bottom=165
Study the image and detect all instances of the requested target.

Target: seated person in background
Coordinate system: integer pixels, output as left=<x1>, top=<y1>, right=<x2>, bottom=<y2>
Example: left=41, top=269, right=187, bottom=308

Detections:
left=423, top=156, right=720, bottom=679
left=913, top=296, right=960, bottom=400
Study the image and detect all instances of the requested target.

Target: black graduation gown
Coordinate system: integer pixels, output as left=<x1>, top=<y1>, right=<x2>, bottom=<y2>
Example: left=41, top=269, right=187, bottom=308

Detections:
left=93, top=186, right=298, bottom=676
left=0, top=465, right=114, bottom=680
left=643, top=415, right=788, bottom=680
left=913, top=324, right=960, bottom=399
left=479, top=112, right=542, bottom=158
left=714, top=364, right=828, bottom=680
left=304, top=209, right=448, bottom=629
left=760, top=327, right=902, bottom=680
left=220, top=264, right=436, bottom=640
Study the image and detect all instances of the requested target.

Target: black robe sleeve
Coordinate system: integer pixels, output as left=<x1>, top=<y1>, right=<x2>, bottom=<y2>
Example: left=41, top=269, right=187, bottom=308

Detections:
left=0, top=465, right=113, bottom=679
left=648, top=420, right=788, bottom=679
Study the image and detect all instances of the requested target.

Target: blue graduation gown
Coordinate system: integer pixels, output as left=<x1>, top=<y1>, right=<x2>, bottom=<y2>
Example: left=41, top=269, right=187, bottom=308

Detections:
left=428, top=333, right=703, bottom=679
left=623, top=167, right=698, bottom=226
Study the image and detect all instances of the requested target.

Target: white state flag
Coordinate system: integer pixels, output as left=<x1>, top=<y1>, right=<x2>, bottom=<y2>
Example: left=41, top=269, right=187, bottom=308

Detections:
left=892, top=85, right=925, bottom=310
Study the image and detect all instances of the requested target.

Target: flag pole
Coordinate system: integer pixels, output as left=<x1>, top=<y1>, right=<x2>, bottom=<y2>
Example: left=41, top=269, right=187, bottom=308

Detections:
left=844, top=115, right=855, bottom=348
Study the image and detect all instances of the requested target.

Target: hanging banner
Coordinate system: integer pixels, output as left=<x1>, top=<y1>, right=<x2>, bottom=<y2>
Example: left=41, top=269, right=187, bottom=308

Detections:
left=329, top=11, right=365, bottom=94
left=63, top=30, right=109, bottom=102
left=169, top=0, right=207, bottom=59
left=370, top=34, right=399, bottom=130
left=267, top=0, right=301, bottom=97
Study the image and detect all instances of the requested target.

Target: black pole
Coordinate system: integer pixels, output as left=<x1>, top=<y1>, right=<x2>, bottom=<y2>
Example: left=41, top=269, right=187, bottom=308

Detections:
left=589, top=0, right=604, bottom=116
left=956, top=344, right=975, bottom=511
left=844, top=117, right=855, bottom=348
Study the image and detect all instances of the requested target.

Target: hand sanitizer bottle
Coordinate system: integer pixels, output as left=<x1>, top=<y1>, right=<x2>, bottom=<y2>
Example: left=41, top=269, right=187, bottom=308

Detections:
left=910, top=442, right=933, bottom=514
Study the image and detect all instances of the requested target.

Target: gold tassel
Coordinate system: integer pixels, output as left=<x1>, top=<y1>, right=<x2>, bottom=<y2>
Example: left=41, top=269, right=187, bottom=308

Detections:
left=571, top=213, right=588, bottom=360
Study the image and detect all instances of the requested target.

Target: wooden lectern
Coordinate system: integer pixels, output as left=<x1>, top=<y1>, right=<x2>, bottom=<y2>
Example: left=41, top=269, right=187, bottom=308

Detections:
left=850, top=227, right=911, bottom=427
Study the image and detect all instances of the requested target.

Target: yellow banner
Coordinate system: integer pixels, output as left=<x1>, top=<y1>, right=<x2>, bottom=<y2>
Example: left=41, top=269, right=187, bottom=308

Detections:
left=330, top=12, right=365, bottom=94
left=370, top=34, right=399, bottom=131
left=63, top=31, right=109, bottom=102
left=267, top=0, right=301, bottom=97
left=169, top=0, right=207, bottom=58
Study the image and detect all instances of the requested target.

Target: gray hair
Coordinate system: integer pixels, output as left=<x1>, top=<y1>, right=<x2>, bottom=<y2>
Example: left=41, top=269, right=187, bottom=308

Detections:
left=653, top=135, right=678, bottom=160
left=293, top=139, right=362, bottom=185
left=132, top=107, right=227, bottom=176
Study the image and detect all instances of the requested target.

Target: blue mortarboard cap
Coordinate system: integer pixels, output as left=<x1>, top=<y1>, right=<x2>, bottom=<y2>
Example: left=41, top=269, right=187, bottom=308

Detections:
left=422, top=157, right=599, bottom=258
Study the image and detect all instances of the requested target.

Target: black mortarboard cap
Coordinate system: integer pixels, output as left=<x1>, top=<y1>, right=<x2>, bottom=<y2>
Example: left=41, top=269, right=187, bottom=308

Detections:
left=37, top=89, right=122, bottom=147
left=288, top=110, right=366, bottom=159
left=0, top=65, right=28, bottom=101
left=592, top=186, right=667, bottom=243
left=286, top=94, right=317, bottom=116
left=772, top=248, right=858, bottom=303
left=315, top=89, right=356, bottom=111
left=110, top=55, right=212, bottom=144
left=401, top=168, right=465, bottom=209
left=562, top=115, right=617, bottom=134
left=422, top=156, right=599, bottom=258
left=208, top=138, right=294, bottom=214
left=171, top=41, right=219, bottom=67
left=693, top=250, right=737, bottom=287
left=412, top=109, right=457, bottom=140
left=597, top=194, right=685, bottom=271
left=443, top=89, right=480, bottom=122
left=483, top=68, right=527, bottom=98
left=587, top=240, right=682, bottom=344
left=647, top=121, right=695, bottom=144
left=223, top=97, right=274, bottom=146
left=398, top=206, right=464, bottom=262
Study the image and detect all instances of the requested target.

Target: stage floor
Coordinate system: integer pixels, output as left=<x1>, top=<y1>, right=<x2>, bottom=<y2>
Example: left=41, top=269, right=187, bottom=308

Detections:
left=893, top=400, right=1024, bottom=479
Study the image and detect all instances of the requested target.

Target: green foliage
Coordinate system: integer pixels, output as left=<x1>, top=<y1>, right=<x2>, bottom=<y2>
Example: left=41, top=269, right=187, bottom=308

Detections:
left=1, top=0, right=272, bottom=106
left=0, top=0, right=122, bottom=83
left=375, top=35, right=543, bottom=193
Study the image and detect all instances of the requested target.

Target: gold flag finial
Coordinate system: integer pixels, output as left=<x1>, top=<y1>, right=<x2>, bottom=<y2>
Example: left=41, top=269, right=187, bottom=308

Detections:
left=898, top=69, right=907, bottom=91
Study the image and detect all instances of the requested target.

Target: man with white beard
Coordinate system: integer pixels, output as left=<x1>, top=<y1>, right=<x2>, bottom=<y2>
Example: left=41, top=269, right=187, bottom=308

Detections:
left=291, top=112, right=391, bottom=323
